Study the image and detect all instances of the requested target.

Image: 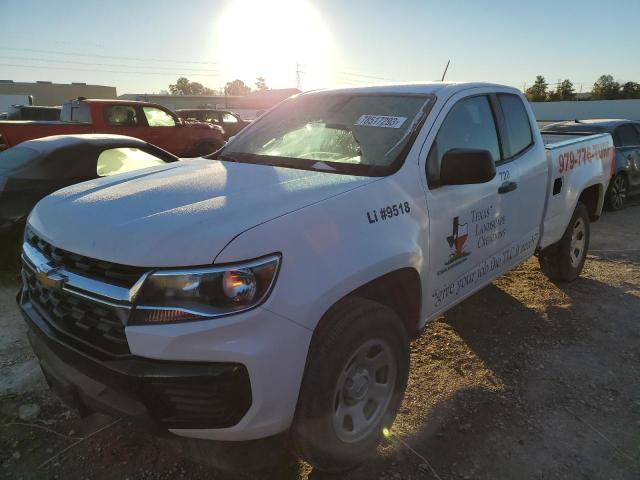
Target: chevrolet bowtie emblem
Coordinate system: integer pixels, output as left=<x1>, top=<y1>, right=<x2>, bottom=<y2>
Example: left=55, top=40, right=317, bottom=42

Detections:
left=35, top=263, right=68, bottom=291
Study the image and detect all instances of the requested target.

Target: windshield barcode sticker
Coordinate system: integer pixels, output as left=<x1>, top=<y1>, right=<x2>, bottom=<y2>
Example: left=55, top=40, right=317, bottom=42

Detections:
left=355, top=115, right=407, bottom=129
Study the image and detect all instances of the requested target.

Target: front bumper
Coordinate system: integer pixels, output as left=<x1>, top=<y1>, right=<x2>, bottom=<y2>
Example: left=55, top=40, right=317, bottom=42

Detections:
left=20, top=297, right=252, bottom=430
left=19, top=285, right=313, bottom=441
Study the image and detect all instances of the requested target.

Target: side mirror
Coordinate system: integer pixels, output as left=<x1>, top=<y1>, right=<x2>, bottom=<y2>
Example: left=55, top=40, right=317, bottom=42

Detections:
left=175, top=117, right=184, bottom=127
left=440, top=148, right=496, bottom=185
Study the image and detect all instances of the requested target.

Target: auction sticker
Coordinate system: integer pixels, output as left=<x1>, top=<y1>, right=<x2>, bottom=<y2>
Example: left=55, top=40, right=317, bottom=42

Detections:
left=355, top=115, right=407, bottom=128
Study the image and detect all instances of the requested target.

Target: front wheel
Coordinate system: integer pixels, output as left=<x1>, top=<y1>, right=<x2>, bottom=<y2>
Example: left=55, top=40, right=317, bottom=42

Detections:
left=292, top=297, right=409, bottom=473
left=538, top=202, right=590, bottom=282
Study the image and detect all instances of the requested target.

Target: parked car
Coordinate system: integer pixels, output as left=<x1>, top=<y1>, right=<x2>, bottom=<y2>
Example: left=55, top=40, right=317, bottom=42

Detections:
left=542, top=119, right=640, bottom=210
left=176, top=109, right=249, bottom=139
left=4, top=105, right=62, bottom=121
left=18, top=83, right=613, bottom=472
left=0, top=133, right=178, bottom=237
left=0, top=99, right=225, bottom=157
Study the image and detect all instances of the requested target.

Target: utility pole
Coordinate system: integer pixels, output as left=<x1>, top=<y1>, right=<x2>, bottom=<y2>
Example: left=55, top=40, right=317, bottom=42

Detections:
left=296, top=62, right=301, bottom=90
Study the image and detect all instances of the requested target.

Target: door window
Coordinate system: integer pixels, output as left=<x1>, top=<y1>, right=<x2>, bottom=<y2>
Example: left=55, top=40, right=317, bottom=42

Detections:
left=142, top=107, right=176, bottom=127
left=615, top=124, right=640, bottom=147
left=498, top=94, right=533, bottom=159
left=96, top=147, right=167, bottom=176
left=222, top=112, right=239, bottom=123
left=427, top=95, right=500, bottom=186
left=105, top=106, right=138, bottom=126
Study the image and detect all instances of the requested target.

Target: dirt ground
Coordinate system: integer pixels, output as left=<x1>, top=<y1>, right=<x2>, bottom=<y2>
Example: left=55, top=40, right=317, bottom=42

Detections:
left=1, top=200, right=639, bottom=480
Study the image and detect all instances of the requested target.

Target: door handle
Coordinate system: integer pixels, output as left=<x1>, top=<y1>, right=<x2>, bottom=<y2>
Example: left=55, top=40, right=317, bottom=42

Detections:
left=498, top=181, right=518, bottom=194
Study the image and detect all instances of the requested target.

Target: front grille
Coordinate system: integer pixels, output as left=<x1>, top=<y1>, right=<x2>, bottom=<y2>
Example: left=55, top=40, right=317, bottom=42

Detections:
left=26, top=230, right=147, bottom=289
left=144, top=367, right=252, bottom=429
left=24, top=268, right=130, bottom=355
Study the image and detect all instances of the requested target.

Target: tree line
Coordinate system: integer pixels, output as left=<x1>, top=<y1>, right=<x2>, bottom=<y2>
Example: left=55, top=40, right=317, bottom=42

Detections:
left=525, top=75, right=640, bottom=102
left=166, top=76, right=269, bottom=96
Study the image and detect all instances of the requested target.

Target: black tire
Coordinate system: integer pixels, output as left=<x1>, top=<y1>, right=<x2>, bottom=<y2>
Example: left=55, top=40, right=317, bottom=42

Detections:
left=291, top=297, right=409, bottom=473
left=538, top=202, right=590, bottom=282
left=605, top=172, right=628, bottom=211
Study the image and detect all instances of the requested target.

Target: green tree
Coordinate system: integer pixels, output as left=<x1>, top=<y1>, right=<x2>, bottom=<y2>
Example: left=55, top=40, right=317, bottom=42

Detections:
left=525, top=76, right=548, bottom=102
left=556, top=79, right=576, bottom=101
left=620, top=81, right=640, bottom=99
left=169, top=77, right=216, bottom=95
left=224, top=79, right=251, bottom=96
left=591, top=75, right=620, bottom=100
left=255, top=76, right=269, bottom=90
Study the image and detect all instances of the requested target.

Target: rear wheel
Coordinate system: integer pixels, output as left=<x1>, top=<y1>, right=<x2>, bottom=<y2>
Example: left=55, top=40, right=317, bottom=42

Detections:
left=606, top=172, right=628, bottom=211
left=538, top=202, right=590, bottom=282
left=292, top=297, right=409, bottom=473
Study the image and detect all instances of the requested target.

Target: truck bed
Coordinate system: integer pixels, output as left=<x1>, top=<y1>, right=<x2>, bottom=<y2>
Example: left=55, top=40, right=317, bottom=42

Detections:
left=540, top=132, right=614, bottom=248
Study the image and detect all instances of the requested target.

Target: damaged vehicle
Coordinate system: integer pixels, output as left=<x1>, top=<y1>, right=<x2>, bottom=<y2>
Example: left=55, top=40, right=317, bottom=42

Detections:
left=18, top=82, right=613, bottom=472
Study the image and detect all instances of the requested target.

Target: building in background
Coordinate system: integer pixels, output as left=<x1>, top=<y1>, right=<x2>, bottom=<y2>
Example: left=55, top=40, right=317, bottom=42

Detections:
left=530, top=99, right=640, bottom=121
left=0, top=80, right=117, bottom=106
left=118, top=88, right=301, bottom=120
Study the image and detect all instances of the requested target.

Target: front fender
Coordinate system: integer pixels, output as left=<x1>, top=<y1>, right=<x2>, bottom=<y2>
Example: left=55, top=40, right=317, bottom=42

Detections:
left=214, top=169, right=429, bottom=331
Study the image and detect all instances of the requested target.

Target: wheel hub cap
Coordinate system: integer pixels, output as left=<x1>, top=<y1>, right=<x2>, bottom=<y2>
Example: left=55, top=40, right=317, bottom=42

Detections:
left=332, top=339, right=397, bottom=443
left=570, top=218, right=586, bottom=267
left=344, top=368, right=370, bottom=404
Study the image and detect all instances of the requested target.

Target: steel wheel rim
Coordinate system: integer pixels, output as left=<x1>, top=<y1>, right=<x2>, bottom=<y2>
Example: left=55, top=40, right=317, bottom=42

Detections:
left=611, top=175, right=627, bottom=209
left=332, top=338, right=397, bottom=443
left=570, top=218, right=586, bottom=267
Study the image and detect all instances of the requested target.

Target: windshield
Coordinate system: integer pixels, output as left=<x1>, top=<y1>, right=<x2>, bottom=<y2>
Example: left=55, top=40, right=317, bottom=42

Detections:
left=0, top=147, right=40, bottom=171
left=219, top=93, right=434, bottom=176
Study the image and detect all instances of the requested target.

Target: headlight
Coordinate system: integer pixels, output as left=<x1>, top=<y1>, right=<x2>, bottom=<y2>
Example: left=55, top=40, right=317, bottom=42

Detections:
left=130, top=254, right=280, bottom=324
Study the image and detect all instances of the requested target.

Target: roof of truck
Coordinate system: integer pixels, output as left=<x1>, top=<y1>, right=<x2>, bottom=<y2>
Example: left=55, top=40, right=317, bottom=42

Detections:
left=301, top=82, right=518, bottom=97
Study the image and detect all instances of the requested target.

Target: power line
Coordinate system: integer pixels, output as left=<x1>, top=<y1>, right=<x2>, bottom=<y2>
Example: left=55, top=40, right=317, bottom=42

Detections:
left=0, top=56, right=219, bottom=73
left=0, top=63, right=220, bottom=77
left=2, top=47, right=219, bottom=66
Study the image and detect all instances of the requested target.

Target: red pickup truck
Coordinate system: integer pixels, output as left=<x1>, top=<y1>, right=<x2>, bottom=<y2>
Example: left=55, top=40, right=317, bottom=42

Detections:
left=0, top=99, right=225, bottom=157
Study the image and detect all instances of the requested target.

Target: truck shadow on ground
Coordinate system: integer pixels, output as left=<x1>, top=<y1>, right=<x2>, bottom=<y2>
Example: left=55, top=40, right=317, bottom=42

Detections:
left=304, top=268, right=640, bottom=479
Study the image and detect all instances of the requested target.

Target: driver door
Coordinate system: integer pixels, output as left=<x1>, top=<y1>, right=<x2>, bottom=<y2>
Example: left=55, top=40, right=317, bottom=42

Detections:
left=422, top=93, right=513, bottom=316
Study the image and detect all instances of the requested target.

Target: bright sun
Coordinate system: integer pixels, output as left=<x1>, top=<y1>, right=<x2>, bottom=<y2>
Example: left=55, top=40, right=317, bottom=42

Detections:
left=215, top=0, right=333, bottom=90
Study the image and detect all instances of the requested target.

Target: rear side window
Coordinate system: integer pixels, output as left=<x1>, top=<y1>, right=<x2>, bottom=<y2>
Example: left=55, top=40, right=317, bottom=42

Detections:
left=0, top=146, right=39, bottom=170
left=105, top=106, right=139, bottom=126
left=498, top=94, right=533, bottom=158
left=427, top=95, right=500, bottom=185
left=96, top=147, right=167, bottom=176
left=615, top=124, right=640, bottom=147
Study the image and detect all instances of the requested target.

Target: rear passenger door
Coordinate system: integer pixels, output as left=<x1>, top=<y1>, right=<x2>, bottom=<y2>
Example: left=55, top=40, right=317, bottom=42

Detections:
left=493, top=92, right=547, bottom=250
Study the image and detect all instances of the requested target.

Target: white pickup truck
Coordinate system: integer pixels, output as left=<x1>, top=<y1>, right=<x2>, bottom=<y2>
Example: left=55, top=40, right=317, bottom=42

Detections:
left=19, top=82, right=614, bottom=472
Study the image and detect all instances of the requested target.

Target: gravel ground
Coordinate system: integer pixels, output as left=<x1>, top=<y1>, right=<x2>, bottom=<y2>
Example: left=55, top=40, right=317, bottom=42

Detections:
left=1, top=201, right=639, bottom=480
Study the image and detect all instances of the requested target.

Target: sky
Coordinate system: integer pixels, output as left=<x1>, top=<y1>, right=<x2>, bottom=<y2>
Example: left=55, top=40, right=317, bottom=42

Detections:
left=1, top=0, right=639, bottom=95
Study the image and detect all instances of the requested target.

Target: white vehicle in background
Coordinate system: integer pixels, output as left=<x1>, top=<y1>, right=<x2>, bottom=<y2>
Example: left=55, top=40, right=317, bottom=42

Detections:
left=19, top=82, right=614, bottom=472
left=0, top=94, right=33, bottom=118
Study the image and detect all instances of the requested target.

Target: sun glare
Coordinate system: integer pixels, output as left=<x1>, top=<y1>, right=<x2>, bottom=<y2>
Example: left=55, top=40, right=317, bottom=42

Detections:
left=215, top=0, right=333, bottom=90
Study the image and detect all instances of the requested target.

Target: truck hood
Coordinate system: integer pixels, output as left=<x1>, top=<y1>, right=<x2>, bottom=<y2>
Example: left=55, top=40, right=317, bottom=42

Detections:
left=28, top=159, right=374, bottom=266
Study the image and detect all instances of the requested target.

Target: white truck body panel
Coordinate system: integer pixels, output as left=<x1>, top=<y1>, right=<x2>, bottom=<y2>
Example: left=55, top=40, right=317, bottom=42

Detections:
left=23, top=82, right=614, bottom=441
